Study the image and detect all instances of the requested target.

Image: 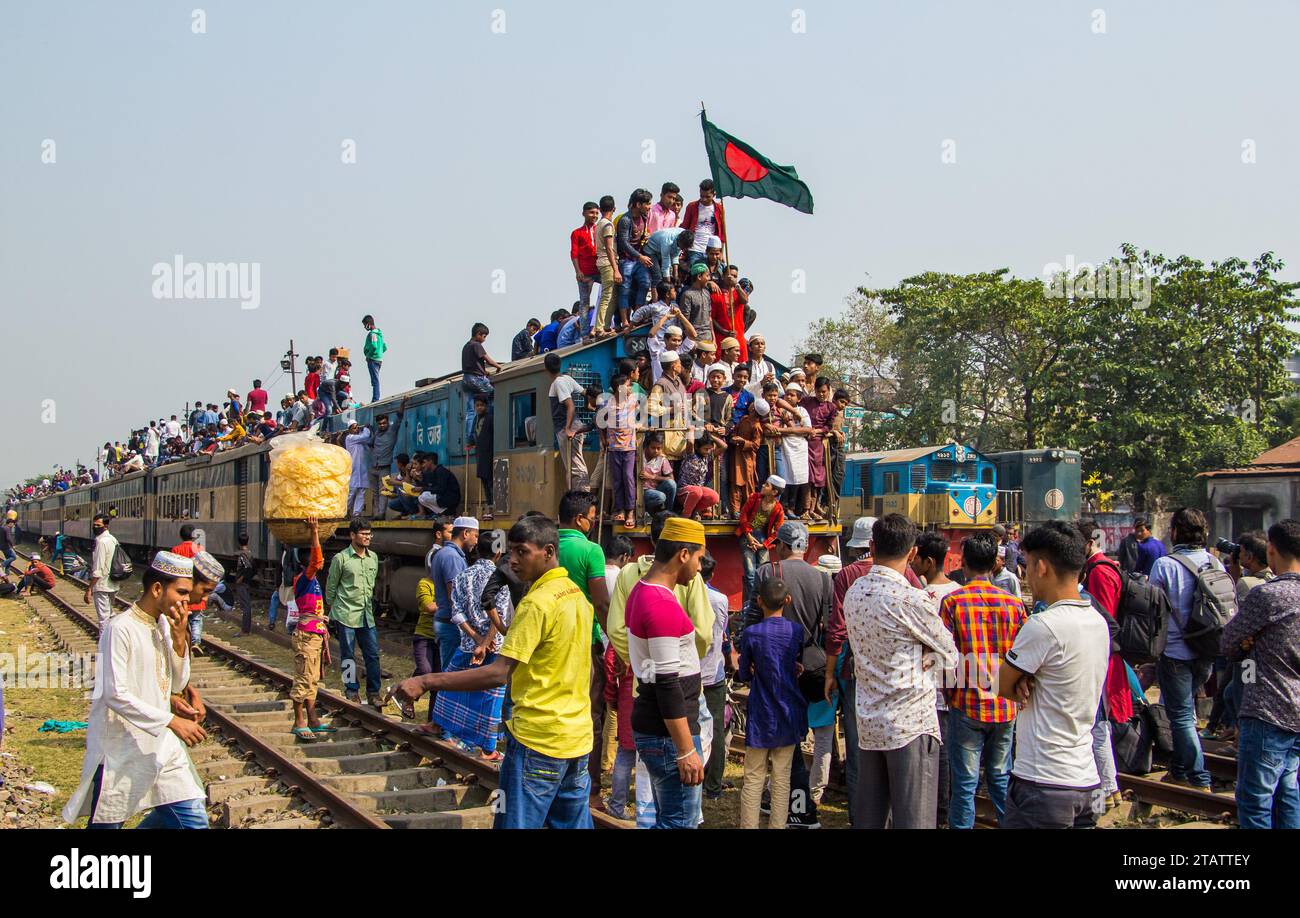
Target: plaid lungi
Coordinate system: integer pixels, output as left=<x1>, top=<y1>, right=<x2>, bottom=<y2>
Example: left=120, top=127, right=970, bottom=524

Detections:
left=433, top=649, right=505, bottom=752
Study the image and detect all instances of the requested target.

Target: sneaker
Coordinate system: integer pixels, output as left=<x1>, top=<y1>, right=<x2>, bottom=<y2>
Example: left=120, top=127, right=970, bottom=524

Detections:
left=345, top=691, right=361, bottom=704
left=786, top=812, right=822, bottom=829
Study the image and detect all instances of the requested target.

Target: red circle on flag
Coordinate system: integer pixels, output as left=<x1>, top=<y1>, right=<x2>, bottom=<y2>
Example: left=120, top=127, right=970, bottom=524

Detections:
left=725, top=142, right=769, bottom=182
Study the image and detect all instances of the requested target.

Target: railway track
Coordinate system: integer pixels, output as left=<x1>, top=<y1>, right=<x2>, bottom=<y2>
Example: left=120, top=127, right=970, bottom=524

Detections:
left=16, top=552, right=624, bottom=830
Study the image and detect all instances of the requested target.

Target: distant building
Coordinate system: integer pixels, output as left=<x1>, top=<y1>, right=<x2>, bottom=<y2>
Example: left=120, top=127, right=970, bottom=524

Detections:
left=1200, top=435, right=1300, bottom=538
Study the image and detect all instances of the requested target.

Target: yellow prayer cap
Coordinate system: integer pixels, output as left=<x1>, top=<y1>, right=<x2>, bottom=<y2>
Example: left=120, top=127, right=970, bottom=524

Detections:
left=659, top=516, right=706, bottom=546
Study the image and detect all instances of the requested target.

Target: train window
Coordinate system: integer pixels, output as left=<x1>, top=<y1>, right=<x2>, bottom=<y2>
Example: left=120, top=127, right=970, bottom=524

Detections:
left=210, top=491, right=216, bottom=519
left=858, top=464, right=872, bottom=499
left=883, top=471, right=900, bottom=493
left=910, top=464, right=926, bottom=491
left=512, top=392, right=537, bottom=448
left=981, top=467, right=994, bottom=484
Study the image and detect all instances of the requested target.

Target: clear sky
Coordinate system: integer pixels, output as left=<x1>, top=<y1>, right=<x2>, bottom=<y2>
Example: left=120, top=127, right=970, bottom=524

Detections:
left=3, top=0, right=1297, bottom=485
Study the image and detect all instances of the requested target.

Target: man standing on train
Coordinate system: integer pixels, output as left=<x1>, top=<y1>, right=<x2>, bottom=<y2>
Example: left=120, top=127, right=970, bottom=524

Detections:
left=363, top=314, right=387, bottom=403
left=368, top=396, right=408, bottom=518
left=83, top=512, right=120, bottom=629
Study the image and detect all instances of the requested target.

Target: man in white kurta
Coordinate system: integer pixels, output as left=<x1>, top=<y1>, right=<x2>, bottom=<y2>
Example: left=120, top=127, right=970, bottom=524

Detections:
left=63, top=551, right=209, bottom=828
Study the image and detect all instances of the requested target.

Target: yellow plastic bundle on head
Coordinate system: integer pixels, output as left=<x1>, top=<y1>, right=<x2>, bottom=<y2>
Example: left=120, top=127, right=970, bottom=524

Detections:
left=263, top=432, right=351, bottom=545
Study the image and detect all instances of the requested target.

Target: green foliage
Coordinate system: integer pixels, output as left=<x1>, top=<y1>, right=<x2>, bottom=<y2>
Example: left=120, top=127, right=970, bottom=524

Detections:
left=803, top=247, right=1299, bottom=510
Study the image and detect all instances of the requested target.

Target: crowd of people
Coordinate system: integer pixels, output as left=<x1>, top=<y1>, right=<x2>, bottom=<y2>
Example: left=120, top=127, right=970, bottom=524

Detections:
left=7, top=316, right=389, bottom=500
left=54, top=498, right=1300, bottom=831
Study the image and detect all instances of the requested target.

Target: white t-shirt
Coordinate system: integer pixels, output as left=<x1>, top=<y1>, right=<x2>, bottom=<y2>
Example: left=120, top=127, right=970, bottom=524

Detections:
left=163, top=420, right=181, bottom=439
left=922, top=579, right=961, bottom=710
left=1005, top=599, right=1110, bottom=787
left=692, top=203, right=716, bottom=253
left=780, top=407, right=811, bottom=485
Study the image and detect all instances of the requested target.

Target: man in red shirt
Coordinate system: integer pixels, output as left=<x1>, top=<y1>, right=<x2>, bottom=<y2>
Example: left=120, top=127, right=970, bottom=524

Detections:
left=1078, top=518, right=1131, bottom=810
left=710, top=273, right=748, bottom=363
left=16, top=558, right=55, bottom=594
left=246, top=379, right=270, bottom=414
left=823, top=516, right=924, bottom=824
left=570, top=202, right=600, bottom=334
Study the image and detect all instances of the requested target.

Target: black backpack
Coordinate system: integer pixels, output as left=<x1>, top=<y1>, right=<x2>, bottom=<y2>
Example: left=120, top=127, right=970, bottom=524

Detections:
left=1168, top=553, right=1237, bottom=659
left=1082, top=557, right=1170, bottom=665
left=108, top=542, right=134, bottom=582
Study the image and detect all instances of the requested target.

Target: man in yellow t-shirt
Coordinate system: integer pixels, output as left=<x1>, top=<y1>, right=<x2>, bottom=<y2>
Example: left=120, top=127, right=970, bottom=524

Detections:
left=392, top=515, right=595, bottom=829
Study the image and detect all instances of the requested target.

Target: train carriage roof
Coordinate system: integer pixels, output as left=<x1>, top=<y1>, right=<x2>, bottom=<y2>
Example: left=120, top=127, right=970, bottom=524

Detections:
left=846, top=443, right=993, bottom=465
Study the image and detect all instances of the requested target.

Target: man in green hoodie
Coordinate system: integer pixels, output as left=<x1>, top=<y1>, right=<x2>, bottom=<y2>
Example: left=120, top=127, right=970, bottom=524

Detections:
left=362, top=314, right=387, bottom=403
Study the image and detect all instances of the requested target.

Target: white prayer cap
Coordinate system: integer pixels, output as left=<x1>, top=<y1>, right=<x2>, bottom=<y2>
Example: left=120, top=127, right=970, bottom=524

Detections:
left=453, top=516, right=480, bottom=530
left=659, top=350, right=681, bottom=365
left=707, top=235, right=723, bottom=250
left=754, top=398, right=771, bottom=417
left=664, top=325, right=683, bottom=338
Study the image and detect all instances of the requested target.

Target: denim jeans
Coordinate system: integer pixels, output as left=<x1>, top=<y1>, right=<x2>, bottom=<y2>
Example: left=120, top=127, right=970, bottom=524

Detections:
left=740, top=544, right=769, bottom=607
left=462, top=373, right=493, bottom=445
left=88, top=766, right=207, bottom=829
left=366, top=358, right=381, bottom=402
left=577, top=277, right=597, bottom=332
left=644, top=478, right=677, bottom=513
left=1157, top=655, right=1212, bottom=787
left=634, top=732, right=703, bottom=829
left=335, top=623, right=382, bottom=695
left=840, top=668, right=859, bottom=824
left=947, top=709, right=1014, bottom=829
left=495, top=731, right=593, bottom=829
left=607, top=746, right=637, bottom=817
left=1235, top=716, right=1300, bottom=829
left=268, top=591, right=281, bottom=628
left=435, top=620, right=461, bottom=673
left=188, top=611, right=204, bottom=647
left=618, top=259, right=650, bottom=316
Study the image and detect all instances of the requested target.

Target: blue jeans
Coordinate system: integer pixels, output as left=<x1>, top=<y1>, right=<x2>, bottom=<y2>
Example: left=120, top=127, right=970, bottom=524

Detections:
left=88, top=765, right=207, bottom=829
left=608, top=746, right=637, bottom=817
left=335, top=623, right=382, bottom=695
left=1236, top=716, right=1300, bottom=829
left=267, top=591, right=281, bottom=628
left=947, top=709, right=1014, bottom=828
left=618, top=259, right=650, bottom=316
left=740, top=544, right=768, bottom=608
left=634, top=732, right=703, bottom=829
left=462, top=373, right=494, bottom=447
left=495, top=731, right=593, bottom=829
left=189, top=612, right=205, bottom=647
left=644, top=478, right=677, bottom=513
left=840, top=668, right=859, bottom=824
left=1157, top=655, right=1212, bottom=787
left=366, top=358, right=381, bottom=402
left=2, top=547, right=15, bottom=575
left=435, top=620, right=461, bottom=673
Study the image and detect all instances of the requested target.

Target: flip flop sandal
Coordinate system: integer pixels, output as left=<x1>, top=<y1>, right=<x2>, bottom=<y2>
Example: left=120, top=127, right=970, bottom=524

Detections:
left=480, top=750, right=504, bottom=762
left=291, top=727, right=317, bottom=742
left=310, top=724, right=338, bottom=733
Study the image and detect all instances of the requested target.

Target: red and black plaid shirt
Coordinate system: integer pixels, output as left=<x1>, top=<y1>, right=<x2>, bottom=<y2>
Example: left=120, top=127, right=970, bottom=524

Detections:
left=939, top=578, right=1026, bottom=723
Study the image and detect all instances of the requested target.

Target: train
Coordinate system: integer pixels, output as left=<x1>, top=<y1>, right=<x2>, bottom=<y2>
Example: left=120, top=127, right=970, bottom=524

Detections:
left=12, top=329, right=1082, bottom=612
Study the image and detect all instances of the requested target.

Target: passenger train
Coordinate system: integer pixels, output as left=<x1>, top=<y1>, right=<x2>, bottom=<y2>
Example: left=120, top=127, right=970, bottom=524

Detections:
left=13, top=327, right=1082, bottom=612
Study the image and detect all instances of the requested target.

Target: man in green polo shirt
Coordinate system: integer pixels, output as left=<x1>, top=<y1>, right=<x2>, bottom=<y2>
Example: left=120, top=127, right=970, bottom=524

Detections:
left=325, top=518, right=382, bottom=705
left=390, top=514, right=595, bottom=828
left=556, top=490, right=613, bottom=805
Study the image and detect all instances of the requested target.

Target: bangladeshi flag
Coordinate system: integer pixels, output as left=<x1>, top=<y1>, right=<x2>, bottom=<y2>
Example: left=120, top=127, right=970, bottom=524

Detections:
left=700, top=111, right=814, bottom=214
